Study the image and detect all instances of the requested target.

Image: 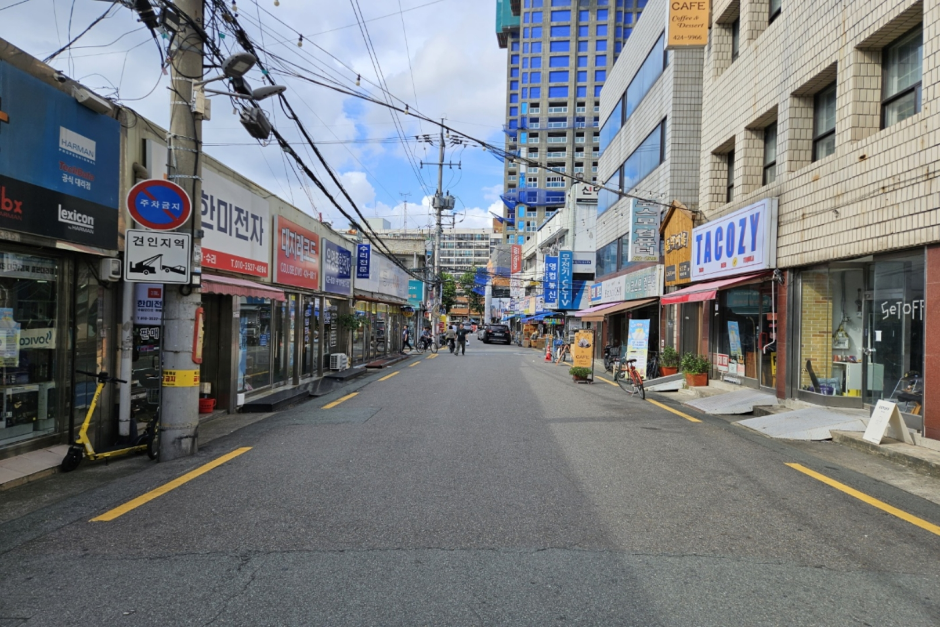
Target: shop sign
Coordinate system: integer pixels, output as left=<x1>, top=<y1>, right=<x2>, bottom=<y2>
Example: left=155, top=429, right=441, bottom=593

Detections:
left=511, top=244, right=523, bottom=274
left=134, top=284, right=163, bottom=325
left=0, top=253, right=56, bottom=281
left=19, top=328, right=55, bottom=349
left=200, top=169, right=270, bottom=277
left=524, top=297, right=537, bottom=315
left=273, top=216, right=319, bottom=290
left=573, top=251, right=595, bottom=274
left=544, top=255, right=559, bottom=307
left=691, top=198, right=778, bottom=280
left=355, top=251, right=410, bottom=300
left=559, top=251, right=574, bottom=308
left=666, top=1, right=710, bottom=49
left=0, top=63, right=120, bottom=249
left=663, top=206, right=693, bottom=286
left=574, top=184, right=599, bottom=204
left=322, top=239, right=352, bottom=296
left=124, top=229, right=191, bottom=284
left=510, top=275, right=525, bottom=299
left=572, top=330, right=594, bottom=368
left=626, top=320, right=650, bottom=379
left=408, top=280, right=424, bottom=309
left=627, top=199, right=661, bottom=263
left=356, top=244, right=371, bottom=279
left=623, top=265, right=664, bottom=301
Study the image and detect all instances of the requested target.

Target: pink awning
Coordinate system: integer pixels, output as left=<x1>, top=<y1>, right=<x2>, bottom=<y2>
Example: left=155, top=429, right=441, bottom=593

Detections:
left=573, top=302, right=621, bottom=318
left=661, top=272, right=769, bottom=305
left=202, top=274, right=286, bottom=301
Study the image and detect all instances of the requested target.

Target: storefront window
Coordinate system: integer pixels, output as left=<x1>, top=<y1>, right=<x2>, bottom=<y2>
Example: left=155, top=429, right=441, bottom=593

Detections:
left=0, top=253, right=60, bottom=447
left=714, top=286, right=762, bottom=381
left=239, top=297, right=272, bottom=393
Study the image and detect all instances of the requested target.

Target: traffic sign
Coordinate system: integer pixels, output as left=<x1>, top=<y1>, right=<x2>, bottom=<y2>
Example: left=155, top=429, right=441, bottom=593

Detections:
left=125, top=229, right=192, bottom=284
left=127, top=179, right=192, bottom=231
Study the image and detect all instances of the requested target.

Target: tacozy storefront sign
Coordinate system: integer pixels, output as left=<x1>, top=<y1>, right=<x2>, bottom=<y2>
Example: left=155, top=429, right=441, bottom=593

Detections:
left=691, top=198, right=777, bottom=280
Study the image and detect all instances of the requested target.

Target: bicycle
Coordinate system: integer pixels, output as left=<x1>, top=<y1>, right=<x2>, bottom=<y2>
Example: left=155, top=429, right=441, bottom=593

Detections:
left=646, top=351, right=660, bottom=380
left=615, top=357, right=645, bottom=399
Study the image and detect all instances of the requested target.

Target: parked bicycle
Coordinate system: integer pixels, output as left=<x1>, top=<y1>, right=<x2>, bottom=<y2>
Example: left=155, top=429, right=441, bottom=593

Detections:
left=646, top=351, right=660, bottom=380
left=603, top=342, right=621, bottom=373
left=614, top=357, right=645, bottom=399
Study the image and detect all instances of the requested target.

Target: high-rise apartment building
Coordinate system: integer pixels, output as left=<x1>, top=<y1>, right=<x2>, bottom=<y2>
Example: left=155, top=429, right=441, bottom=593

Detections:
left=496, top=0, right=646, bottom=245
left=374, top=228, right=497, bottom=277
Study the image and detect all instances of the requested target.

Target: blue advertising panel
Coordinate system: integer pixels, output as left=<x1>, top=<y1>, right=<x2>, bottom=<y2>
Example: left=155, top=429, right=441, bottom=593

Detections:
left=323, top=239, right=352, bottom=296
left=0, top=63, right=119, bottom=248
left=408, top=280, right=424, bottom=308
left=543, top=255, right=559, bottom=308
left=559, top=251, right=574, bottom=309
left=626, top=319, right=651, bottom=379
left=356, top=243, right=371, bottom=279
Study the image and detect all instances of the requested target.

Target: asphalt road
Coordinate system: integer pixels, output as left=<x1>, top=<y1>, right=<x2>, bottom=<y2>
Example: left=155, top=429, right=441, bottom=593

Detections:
left=2, top=341, right=940, bottom=626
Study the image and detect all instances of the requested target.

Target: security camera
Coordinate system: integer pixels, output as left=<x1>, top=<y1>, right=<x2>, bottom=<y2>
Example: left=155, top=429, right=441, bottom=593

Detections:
left=53, top=71, right=68, bottom=84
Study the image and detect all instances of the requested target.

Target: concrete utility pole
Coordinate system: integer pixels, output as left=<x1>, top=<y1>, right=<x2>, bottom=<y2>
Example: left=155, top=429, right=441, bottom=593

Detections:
left=161, top=0, right=204, bottom=461
left=420, top=121, right=457, bottom=347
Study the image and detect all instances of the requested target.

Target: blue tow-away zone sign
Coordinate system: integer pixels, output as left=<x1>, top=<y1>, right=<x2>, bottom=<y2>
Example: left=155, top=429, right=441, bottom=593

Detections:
left=127, top=179, right=192, bottom=231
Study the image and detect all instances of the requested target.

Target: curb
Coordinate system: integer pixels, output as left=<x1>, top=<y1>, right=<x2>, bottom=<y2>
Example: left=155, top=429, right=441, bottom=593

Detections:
left=832, top=430, right=940, bottom=480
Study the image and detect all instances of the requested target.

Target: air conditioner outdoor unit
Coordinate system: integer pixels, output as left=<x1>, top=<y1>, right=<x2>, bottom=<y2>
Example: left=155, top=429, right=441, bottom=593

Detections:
left=99, top=257, right=122, bottom=282
left=329, top=353, right=348, bottom=371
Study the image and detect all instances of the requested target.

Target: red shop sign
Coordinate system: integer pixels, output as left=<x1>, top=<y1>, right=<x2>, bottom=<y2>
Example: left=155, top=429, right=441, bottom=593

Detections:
left=273, top=215, right=320, bottom=290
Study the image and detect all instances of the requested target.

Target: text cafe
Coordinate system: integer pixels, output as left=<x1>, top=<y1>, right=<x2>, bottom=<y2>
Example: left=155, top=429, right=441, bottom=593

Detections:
left=661, top=199, right=780, bottom=391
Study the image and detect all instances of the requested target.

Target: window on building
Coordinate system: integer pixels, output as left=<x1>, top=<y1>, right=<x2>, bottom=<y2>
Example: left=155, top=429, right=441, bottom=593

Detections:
left=551, top=25, right=570, bottom=37
left=510, top=106, right=519, bottom=116
left=523, top=58, right=530, bottom=69
left=531, top=71, right=542, bottom=83
left=726, top=150, right=735, bottom=203
left=813, top=82, right=837, bottom=161
left=621, top=120, right=665, bottom=193
left=595, top=85, right=603, bottom=97
left=532, top=26, right=543, bottom=37
left=579, top=25, right=589, bottom=37
left=512, top=42, right=520, bottom=51
left=763, top=122, right=777, bottom=185
left=551, top=0, right=569, bottom=5
left=578, top=55, right=588, bottom=67
left=530, top=87, right=542, bottom=98
left=598, top=9, right=609, bottom=20
left=731, top=18, right=740, bottom=61
left=596, top=55, right=607, bottom=67
left=597, top=24, right=608, bottom=36
left=882, top=26, right=923, bottom=129
left=551, top=10, right=570, bottom=21
left=577, top=86, right=587, bottom=97
left=549, top=71, right=570, bottom=82
left=769, top=0, right=781, bottom=23
left=532, top=42, right=543, bottom=53
left=549, top=56, right=570, bottom=67
left=511, top=80, right=519, bottom=90
left=550, top=40, right=570, bottom=52
left=532, top=11, right=544, bottom=22
left=596, top=240, right=619, bottom=277
left=578, top=40, right=588, bottom=52
left=549, top=85, right=569, bottom=98
left=595, top=70, right=607, bottom=81
left=531, top=57, right=542, bottom=68
left=596, top=40, right=607, bottom=51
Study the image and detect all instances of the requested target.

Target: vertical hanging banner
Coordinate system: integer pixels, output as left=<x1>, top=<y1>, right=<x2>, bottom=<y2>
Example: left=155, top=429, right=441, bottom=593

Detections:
left=666, top=0, right=710, bottom=49
left=626, top=319, right=651, bottom=379
left=559, top=251, right=574, bottom=309
left=544, top=255, right=559, bottom=308
left=356, top=243, right=371, bottom=280
left=628, top=199, right=661, bottom=262
left=511, top=244, right=523, bottom=274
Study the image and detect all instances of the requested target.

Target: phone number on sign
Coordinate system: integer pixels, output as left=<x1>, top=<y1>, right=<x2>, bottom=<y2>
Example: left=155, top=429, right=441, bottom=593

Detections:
left=204, top=252, right=268, bottom=275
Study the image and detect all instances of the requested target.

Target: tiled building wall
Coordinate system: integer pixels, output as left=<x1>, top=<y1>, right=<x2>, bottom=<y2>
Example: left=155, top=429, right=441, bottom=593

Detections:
left=699, top=0, right=940, bottom=268
left=798, top=270, right=834, bottom=390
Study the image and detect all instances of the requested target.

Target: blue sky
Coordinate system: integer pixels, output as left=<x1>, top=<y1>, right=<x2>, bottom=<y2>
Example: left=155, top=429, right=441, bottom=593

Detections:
left=1, top=0, right=507, bottom=230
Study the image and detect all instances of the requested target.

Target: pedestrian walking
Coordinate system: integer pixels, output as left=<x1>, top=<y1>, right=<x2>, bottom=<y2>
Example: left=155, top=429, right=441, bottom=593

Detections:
left=402, top=326, right=413, bottom=352
left=445, top=325, right=457, bottom=354
left=455, top=325, right=468, bottom=355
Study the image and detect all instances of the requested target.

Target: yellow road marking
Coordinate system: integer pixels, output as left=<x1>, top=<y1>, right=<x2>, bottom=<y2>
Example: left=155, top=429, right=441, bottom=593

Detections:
left=91, top=448, right=252, bottom=522
left=409, top=362, right=420, bottom=368
left=426, top=354, right=438, bottom=360
left=379, top=371, right=399, bottom=381
left=645, top=398, right=702, bottom=423
left=786, top=463, right=940, bottom=537
left=323, top=392, right=358, bottom=409
left=596, top=376, right=619, bottom=387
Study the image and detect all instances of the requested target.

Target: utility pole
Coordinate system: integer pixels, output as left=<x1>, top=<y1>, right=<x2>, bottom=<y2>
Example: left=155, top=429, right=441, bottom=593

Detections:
left=420, top=121, right=458, bottom=347
left=161, top=0, right=204, bottom=461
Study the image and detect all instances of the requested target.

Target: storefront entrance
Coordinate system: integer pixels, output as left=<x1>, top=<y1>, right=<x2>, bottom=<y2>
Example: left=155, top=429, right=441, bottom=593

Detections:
left=796, top=252, right=924, bottom=417
left=712, top=280, right=778, bottom=390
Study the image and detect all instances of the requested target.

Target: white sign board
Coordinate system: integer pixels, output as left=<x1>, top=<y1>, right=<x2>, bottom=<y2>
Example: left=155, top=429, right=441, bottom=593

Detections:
left=124, top=229, right=192, bottom=284
left=691, top=198, right=778, bottom=280
left=863, top=400, right=914, bottom=445
left=355, top=252, right=410, bottom=300
left=134, top=283, right=164, bottom=325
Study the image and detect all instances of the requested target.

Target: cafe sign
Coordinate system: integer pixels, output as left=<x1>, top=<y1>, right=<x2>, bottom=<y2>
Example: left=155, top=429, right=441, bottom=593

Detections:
left=666, top=1, right=710, bottom=49
left=662, top=204, right=694, bottom=287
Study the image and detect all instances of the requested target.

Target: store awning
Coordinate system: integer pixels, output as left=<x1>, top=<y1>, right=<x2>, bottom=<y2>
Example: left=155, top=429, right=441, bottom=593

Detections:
left=660, top=272, right=770, bottom=305
left=201, top=274, right=286, bottom=302
left=597, top=298, right=658, bottom=317
left=573, top=302, right=621, bottom=318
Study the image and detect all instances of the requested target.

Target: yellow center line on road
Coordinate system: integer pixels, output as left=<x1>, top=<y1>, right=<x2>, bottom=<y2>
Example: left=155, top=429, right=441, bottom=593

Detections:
left=645, top=398, right=702, bottom=423
left=426, top=354, right=438, bottom=360
left=323, top=392, right=358, bottom=409
left=379, top=371, right=399, bottom=381
left=408, top=362, right=420, bottom=368
left=90, top=447, right=252, bottom=522
left=786, top=463, right=940, bottom=537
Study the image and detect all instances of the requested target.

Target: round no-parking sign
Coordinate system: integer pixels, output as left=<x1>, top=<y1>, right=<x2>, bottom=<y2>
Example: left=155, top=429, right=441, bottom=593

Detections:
left=127, top=179, right=192, bottom=231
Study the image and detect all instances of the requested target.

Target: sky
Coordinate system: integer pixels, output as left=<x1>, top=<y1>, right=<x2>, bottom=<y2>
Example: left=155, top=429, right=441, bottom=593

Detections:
left=0, top=0, right=507, bottom=232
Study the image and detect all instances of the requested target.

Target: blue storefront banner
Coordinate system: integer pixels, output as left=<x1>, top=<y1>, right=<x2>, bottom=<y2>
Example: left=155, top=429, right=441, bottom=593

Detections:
left=559, top=251, right=574, bottom=309
left=323, top=239, right=352, bottom=296
left=356, top=243, right=371, bottom=279
left=544, top=255, right=559, bottom=308
left=408, top=280, right=424, bottom=308
left=0, top=63, right=120, bottom=249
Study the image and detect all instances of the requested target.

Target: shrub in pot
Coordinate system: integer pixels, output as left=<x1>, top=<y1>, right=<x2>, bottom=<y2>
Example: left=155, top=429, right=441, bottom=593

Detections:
left=568, top=366, right=592, bottom=381
left=660, top=346, right=680, bottom=375
left=680, top=353, right=710, bottom=387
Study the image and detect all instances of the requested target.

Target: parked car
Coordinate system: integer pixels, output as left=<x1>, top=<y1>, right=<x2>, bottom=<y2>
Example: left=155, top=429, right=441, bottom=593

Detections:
left=477, top=326, right=487, bottom=341
left=482, top=324, right=511, bottom=344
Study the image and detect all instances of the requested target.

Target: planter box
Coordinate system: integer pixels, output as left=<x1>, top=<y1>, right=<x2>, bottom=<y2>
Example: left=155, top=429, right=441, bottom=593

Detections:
left=661, top=366, right=678, bottom=376
left=685, top=373, right=708, bottom=387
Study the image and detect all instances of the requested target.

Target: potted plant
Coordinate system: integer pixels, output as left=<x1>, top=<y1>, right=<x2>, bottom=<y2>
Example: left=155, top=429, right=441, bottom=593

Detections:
left=660, top=346, right=680, bottom=376
left=680, top=353, right=710, bottom=387
left=568, top=366, right=592, bottom=382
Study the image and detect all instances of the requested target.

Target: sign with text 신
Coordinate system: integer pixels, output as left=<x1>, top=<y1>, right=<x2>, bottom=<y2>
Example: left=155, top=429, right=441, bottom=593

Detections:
left=691, top=198, right=778, bottom=280
left=127, top=179, right=192, bottom=231
left=273, top=215, right=319, bottom=290
left=559, top=251, right=574, bottom=309
left=628, top=199, right=661, bottom=263
left=666, top=0, right=710, bottom=49
left=544, top=255, right=559, bottom=308
left=572, top=330, right=594, bottom=369
left=162, top=369, right=200, bottom=387
left=863, top=401, right=914, bottom=445
left=356, top=243, right=371, bottom=280
left=124, top=229, right=191, bottom=284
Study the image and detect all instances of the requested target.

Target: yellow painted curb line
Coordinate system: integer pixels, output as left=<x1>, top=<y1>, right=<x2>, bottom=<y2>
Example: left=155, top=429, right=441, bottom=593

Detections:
left=379, top=371, right=399, bottom=382
left=786, top=463, right=940, bottom=537
left=426, top=354, right=438, bottom=360
left=408, top=362, right=420, bottom=368
left=645, top=398, right=702, bottom=423
left=323, top=392, right=358, bottom=409
left=596, top=376, right=619, bottom=387
left=91, top=448, right=252, bottom=522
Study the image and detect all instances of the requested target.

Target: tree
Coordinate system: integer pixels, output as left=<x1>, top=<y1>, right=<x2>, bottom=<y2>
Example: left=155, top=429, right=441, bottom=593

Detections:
left=440, top=272, right=457, bottom=313
left=458, top=269, right=484, bottom=316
